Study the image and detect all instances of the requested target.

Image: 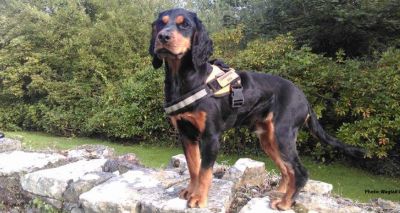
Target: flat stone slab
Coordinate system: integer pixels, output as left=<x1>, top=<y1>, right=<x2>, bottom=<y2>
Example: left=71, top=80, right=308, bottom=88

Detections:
left=240, top=193, right=369, bottom=213
left=142, top=179, right=234, bottom=213
left=302, top=179, right=333, bottom=195
left=21, top=159, right=107, bottom=200
left=0, top=151, right=66, bottom=206
left=239, top=197, right=295, bottom=213
left=296, top=192, right=367, bottom=213
left=80, top=168, right=234, bottom=213
left=0, top=138, right=22, bottom=152
left=80, top=169, right=167, bottom=213
left=0, top=151, right=66, bottom=175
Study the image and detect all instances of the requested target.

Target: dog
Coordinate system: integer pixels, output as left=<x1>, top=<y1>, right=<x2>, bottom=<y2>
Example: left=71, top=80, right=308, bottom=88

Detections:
left=148, top=8, right=364, bottom=210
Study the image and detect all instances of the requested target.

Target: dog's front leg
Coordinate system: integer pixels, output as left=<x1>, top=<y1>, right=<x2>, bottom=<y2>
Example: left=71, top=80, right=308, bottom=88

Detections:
left=187, top=134, right=220, bottom=208
left=179, top=138, right=201, bottom=200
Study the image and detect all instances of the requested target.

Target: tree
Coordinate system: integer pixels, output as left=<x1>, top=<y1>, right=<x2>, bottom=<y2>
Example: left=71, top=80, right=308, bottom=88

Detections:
left=221, top=0, right=400, bottom=57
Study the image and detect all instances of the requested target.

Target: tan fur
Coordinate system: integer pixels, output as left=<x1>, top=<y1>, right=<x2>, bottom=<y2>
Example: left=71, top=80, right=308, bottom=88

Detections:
left=187, top=168, right=212, bottom=208
left=154, top=30, right=191, bottom=59
left=179, top=139, right=201, bottom=202
left=175, top=15, right=184, bottom=24
left=162, top=15, right=169, bottom=24
left=170, top=111, right=207, bottom=134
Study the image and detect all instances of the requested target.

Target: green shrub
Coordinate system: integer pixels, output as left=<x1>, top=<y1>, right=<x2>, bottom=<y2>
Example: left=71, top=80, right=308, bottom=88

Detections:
left=87, top=67, right=171, bottom=142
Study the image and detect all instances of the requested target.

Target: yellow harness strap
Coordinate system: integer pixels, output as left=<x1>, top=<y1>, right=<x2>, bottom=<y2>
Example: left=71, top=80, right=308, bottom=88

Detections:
left=206, top=65, right=240, bottom=97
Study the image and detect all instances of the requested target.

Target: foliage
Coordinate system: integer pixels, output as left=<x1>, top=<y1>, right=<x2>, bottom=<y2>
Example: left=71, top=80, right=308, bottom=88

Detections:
left=221, top=0, right=400, bottom=57
left=86, top=67, right=170, bottom=141
left=0, top=0, right=172, bottom=139
left=31, top=197, right=58, bottom=213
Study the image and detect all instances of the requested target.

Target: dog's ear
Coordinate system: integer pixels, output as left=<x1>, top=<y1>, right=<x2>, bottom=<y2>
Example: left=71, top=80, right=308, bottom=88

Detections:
left=149, top=21, right=163, bottom=69
left=192, top=15, right=213, bottom=69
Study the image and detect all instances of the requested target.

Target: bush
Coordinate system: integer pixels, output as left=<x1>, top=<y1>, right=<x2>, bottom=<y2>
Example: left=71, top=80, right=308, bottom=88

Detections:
left=87, top=67, right=171, bottom=141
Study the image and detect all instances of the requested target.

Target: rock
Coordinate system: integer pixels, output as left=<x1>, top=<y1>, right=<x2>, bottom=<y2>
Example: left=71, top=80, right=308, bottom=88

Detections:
left=142, top=178, right=234, bottom=213
left=296, top=192, right=367, bottom=213
left=239, top=197, right=295, bottom=213
left=0, top=151, right=66, bottom=206
left=222, top=158, right=266, bottom=188
left=64, top=172, right=115, bottom=202
left=66, top=145, right=114, bottom=160
left=103, top=153, right=141, bottom=174
left=0, top=138, right=22, bottom=152
left=80, top=169, right=163, bottom=213
left=302, top=180, right=333, bottom=195
left=0, top=175, right=28, bottom=206
left=374, top=198, right=400, bottom=211
left=63, top=172, right=115, bottom=212
left=0, top=151, right=66, bottom=175
left=297, top=192, right=338, bottom=212
left=167, top=154, right=187, bottom=173
left=21, top=159, right=108, bottom=207
left=80, top=168, right=234, bottom=213
left=240, top=194, right=370, bottom=213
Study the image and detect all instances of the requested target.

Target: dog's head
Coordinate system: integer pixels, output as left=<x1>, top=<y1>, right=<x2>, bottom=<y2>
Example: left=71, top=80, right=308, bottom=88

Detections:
left=149, top=8, right=213, bottom=69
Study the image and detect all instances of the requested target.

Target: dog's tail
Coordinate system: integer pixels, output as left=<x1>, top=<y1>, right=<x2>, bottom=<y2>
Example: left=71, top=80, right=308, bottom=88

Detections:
left=306, top=107, right=365, bottom=158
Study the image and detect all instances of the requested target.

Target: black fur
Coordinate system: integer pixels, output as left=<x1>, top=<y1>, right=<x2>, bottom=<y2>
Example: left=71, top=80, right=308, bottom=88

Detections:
left=149, top=22, right=163, bottom=69
left=191, top=15, right=213, bottom=69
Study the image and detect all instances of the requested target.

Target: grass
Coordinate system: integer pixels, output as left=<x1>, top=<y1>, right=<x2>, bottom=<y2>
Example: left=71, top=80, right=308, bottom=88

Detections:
left=5, top=131, right=181, bottom=168
left=4, top=131, right=400, bottom=203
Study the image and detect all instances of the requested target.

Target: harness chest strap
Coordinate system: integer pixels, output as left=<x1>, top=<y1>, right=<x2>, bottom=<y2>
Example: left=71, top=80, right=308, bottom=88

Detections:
left=164, top=65, right=243, bottom=114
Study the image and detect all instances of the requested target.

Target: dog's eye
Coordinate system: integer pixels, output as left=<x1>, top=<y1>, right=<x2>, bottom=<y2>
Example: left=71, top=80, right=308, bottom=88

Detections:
left=179, top=21, right=190, bottom=29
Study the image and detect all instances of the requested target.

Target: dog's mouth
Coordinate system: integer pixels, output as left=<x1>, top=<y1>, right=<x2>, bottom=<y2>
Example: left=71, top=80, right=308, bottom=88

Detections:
left=155, top=48, right=185, bottom=59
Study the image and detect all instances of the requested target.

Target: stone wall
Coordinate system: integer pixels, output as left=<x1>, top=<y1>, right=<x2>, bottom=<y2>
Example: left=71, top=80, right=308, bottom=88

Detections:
left=0, top=137, right=399, bottom=213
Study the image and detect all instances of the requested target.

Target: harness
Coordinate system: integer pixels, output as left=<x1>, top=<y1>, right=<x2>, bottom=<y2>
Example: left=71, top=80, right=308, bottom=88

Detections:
left=164, top=65, right=244, bottom=114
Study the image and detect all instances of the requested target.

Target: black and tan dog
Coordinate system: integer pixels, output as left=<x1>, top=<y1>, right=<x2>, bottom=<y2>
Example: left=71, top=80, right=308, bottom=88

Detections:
left=149, top=8, right=363, bottom=210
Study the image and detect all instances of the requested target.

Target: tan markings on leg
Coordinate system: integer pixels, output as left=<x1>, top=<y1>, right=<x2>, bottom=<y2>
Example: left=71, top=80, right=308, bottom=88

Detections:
left=170, top=111, right=207, bottom=133
left=162, top=15, right=169, bottom=24
left=175, top=15, right=184, bottom=25
left=188, top=168, right=212, bottom=208
left=179, top=139, right=201, bottom=200
left=171, top=111, right=207, bottom=202
left=256, top=112, right=289, bottom=194
left=271, top=164, right=295, bottom=210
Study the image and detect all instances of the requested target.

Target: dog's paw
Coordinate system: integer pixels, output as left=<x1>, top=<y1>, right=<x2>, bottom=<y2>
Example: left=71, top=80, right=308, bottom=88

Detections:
left=179, top=187, right=193, bottom=200
left=187, top=194, right=207, bottom=208
left=270, top=198, right=292, bottom=211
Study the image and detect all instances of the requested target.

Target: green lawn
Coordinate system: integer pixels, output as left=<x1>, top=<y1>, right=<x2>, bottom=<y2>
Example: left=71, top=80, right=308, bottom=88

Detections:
left=4, top=131, right=400, bottom=203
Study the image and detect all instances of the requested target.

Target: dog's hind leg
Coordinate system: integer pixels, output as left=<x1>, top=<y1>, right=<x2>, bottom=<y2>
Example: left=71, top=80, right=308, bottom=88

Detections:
left=273, top=122, right=308, bottom=210
left=256, top=112, right=289, bottom=194
left=257, top=112, right=308, bottom=210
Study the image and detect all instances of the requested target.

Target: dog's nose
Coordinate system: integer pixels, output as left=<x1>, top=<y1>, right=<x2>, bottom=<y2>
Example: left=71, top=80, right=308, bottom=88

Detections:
left=158, top=31, right=171, bottom=44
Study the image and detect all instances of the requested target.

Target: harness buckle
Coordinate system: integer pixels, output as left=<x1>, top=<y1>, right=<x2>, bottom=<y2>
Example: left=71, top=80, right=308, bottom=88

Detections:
left=231, top=84, right=244, bottom=108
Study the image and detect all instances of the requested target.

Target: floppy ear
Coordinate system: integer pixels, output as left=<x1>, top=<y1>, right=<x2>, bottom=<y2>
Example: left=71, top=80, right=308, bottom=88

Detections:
left=149, top=21, right=163, bottom=69
left=192, top=15, right=213, bottom=69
